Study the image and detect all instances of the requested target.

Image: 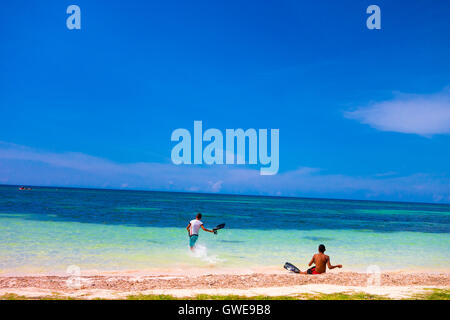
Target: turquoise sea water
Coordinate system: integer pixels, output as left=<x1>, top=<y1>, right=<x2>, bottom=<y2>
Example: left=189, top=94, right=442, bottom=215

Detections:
left=0, top=185, right=449, bottom=274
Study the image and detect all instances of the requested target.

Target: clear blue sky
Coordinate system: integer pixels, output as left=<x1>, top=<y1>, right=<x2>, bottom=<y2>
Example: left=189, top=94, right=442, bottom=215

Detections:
left=1, top=0, right=449, bottom=203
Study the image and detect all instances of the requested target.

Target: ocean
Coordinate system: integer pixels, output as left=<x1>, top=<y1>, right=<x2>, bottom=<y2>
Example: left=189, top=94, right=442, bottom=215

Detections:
left=0, top=185, right=449, bottom=275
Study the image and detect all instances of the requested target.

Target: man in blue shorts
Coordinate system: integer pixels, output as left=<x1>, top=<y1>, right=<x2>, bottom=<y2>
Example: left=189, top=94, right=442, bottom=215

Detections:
left=186, top=213, right=214, bottom=250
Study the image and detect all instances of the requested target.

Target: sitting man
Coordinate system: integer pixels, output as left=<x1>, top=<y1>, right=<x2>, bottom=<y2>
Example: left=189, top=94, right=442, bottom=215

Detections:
left=300, top=244, right=342, bottom=274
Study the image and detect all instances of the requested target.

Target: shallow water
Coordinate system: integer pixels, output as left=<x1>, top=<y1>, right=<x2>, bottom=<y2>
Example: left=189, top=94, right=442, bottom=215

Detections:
left=0, top=185, right=449, bottom=274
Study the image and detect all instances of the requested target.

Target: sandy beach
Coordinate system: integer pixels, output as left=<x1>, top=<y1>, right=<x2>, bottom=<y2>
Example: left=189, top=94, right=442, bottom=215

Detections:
left=1, top=271, right=449, bottom=299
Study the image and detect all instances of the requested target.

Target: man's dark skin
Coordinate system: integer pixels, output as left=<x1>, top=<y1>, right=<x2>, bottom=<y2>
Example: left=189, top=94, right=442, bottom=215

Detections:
left=299, top=244, right=342, bottom=274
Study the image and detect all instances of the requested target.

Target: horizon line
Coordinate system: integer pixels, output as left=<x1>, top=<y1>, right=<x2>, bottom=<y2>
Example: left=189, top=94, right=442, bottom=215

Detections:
left=3, top=183, right=449, bottom=207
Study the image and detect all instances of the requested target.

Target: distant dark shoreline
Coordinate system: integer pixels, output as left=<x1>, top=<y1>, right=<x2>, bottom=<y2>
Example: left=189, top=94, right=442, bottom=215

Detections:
left=2, top=183, right=449, bottom=207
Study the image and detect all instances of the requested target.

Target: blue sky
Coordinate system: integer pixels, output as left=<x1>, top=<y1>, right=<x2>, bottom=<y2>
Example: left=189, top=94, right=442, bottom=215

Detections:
left=1, top=0, right=449, bottom=203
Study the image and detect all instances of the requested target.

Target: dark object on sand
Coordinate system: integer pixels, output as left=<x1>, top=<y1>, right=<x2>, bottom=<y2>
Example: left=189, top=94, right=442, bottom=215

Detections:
left=284, top=262, right=300, bottom=273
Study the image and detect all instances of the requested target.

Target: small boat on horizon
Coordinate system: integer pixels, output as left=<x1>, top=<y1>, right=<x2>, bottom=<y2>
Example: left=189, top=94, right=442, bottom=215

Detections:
left=19, top=186, right=32, bottom=191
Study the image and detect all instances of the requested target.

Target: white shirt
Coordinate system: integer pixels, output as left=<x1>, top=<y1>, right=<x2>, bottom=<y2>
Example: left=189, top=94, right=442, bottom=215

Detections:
left=189, top=219, right=203, bottom=236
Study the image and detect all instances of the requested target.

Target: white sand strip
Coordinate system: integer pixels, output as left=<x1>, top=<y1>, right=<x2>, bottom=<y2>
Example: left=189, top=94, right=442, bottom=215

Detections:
left=1, top=284, right=444, bottom=300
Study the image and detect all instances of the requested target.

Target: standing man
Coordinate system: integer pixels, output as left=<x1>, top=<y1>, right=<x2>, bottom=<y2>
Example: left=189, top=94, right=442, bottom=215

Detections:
left=186, top=213, right=214, bottom=250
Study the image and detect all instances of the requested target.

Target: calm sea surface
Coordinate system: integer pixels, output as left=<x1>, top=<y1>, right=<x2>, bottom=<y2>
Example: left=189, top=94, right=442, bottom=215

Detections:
left=0, top=185, right=449, bottom=274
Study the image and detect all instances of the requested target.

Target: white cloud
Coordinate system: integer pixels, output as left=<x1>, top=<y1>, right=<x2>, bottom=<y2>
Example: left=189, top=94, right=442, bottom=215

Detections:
left=0, top=141, right=449, bottom=203
left=345, top=89, right=450, bottom=136
left=209, top=180, right=223, bottom=193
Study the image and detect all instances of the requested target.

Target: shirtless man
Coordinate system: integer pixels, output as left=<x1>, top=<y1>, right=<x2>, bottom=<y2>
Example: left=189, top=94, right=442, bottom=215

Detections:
left=300, top=244, right=342, bottom=274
